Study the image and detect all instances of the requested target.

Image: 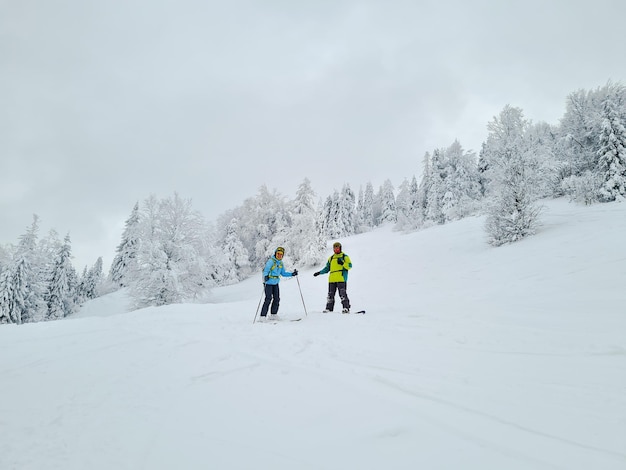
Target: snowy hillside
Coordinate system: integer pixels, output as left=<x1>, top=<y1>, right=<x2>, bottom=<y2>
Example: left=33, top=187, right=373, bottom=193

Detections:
left=1, top=198, right=625, bottom=470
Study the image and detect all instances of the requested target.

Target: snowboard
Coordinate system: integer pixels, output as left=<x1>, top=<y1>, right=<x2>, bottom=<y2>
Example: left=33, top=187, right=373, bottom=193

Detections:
left=315, top=310, right=366, bottom=314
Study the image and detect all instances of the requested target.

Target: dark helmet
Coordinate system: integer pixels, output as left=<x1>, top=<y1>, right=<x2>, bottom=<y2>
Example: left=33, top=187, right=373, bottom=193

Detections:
left=275, top=247, right=285, bottom=256
left=333, top=242, right=342, bottom=250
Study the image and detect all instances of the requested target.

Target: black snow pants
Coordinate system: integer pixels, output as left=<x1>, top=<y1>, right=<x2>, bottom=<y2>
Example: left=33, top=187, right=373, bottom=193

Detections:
left=261, top=283, right=280, bottom=316
left=326, top=282, right=350, bottom=311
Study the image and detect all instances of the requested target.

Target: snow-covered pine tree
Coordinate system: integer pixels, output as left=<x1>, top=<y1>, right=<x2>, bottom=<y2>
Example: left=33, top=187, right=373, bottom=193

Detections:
left=82, top=257, right=104, bottom=300
left=0, top=269, right=9, bottom=324
left=597, top=96, right=626, bottom=201
left=16, top=216, right=47, bottom=322
left=321, top=191, right=342, bottom=238
left=378, top=179, right=397, bottom=224
left=287, top=178, right=325, bottom=266
left=45, top=234, right=77, bottom=320
left=0, top=254, right=28, bottom=325
left=109, top=202, right=141, bottom=288
left=76, top=266, right=89, bottom=303
left=292, top=178, right=316, bottom=218
left=407, top=175, right=424, bottom=228
left=338, top=184, right=357, bottom=236
left=394, top=179, right=411, bottom=228
left=0, top=216, right=48, bottom=324
left=477, top=143, right=490, bottom=198
left=394, top=175, right=424, bottom=231
left=320, top=184, right=359, bottom=238
left=361, top=182, right=375, bottom=230
left=396, top=177, right=426, bottom=230
left=425, top=149, right=446, bottom=225
left=355, top=186, right=366, bottom=232
left=0, top=268, right=20, bottom=324
left=484, top=105, right=542, bottom=246
left=0, top=245, right=8, bottom=268
left=418, top=152, right=432, bottom=220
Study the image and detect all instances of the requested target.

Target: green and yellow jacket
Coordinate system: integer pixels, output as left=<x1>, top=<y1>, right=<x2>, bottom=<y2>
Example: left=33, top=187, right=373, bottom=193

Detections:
left=318, top=252, right=352, bottom=283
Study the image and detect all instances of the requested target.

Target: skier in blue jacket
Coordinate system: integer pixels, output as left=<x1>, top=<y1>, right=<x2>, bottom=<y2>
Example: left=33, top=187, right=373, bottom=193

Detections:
left=260, top=247, right=298, bottom=320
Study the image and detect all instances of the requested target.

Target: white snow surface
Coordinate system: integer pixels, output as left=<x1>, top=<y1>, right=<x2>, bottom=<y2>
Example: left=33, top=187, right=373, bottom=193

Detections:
left=1, top=199, right=625, bottom=470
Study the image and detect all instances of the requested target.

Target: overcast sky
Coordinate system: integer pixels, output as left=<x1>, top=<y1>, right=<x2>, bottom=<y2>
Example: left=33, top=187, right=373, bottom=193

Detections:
left=2, top=0, right=626, bottom=270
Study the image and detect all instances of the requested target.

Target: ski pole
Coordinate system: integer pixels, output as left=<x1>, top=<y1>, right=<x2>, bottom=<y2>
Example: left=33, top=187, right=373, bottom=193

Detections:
left=253, top=286, right=264, bottom=324
left=295, top=275, right=308, bottom=317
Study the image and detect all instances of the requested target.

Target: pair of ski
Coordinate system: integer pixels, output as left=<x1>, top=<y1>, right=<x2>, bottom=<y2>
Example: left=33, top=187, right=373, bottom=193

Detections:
left=259, top=310, right=366, bottom=324
left=261, top=317, right=302, bottom=324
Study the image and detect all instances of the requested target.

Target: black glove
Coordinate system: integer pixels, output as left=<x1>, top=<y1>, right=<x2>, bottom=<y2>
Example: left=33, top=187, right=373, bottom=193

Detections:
left=337, top=257, right=344, bottom=265
left=313, top=272, right=320, bottom=277
left=292, top=269, right=298, bottom=276
left=264, top=275, right=269, bottom=282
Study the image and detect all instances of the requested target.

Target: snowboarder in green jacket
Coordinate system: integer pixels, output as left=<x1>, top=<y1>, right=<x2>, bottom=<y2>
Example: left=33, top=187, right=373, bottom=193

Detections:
left=314, top=242, right=352, bottom=313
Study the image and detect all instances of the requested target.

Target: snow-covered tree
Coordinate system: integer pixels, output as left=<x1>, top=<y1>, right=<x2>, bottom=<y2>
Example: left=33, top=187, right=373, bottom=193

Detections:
left=558, top=88, right=603, bottom=176
left=357, top=182, right=375, bottom=230
left=0, top=216, right=49, bottom=324
left=561, top=171, right=603, bottom=205
left=287, top=179, right=325, bottom=266
left=321, top=191, right=341, bottom=238
left=484, top=105, right=542, bottom=246
left=355, top=186, right=366, bottom=232
left=131, top=193, right=211, bottom=309
left=556, top=81, right=626, bottom=189
left=81, top=257, right=104, bottom=300
left=485, top=163, right=542, bottom=246
left=109, top=202, right=141, bottom=288
left=0, top=244, right=9, bottom=267
left=597, top=96, right=626, bottom=201
left=338, top=184, right=357, bottom=236
left=45, top=234, right=77, bottom=320
left=320, top=184, right=359, bottom=238
left=219, top=185, right=291, bottom=271
left=0, top=268, right=20, bottom=324
left=17, top=216, right=48, bottom=322
left=477, top=143, right=489, bottom=198
left=395, top=179, right=411, bottom=221
left=425, top=149, right=446, bottom=224
left=219, top=218, right=251, bottom=284
left=407, top=175, right=423, bottom=228
left=438, top=140, right=481, bottom=222
left=378, top=179, right=397, bottom=224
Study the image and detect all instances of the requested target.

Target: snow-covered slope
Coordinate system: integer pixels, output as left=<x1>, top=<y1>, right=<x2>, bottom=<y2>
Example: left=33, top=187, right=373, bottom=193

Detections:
left=1, top=199, right=625, bottom=470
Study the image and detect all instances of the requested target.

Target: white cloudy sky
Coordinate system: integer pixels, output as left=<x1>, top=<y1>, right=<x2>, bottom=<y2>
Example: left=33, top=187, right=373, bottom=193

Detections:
left=2, top=0, right=626, bottom=270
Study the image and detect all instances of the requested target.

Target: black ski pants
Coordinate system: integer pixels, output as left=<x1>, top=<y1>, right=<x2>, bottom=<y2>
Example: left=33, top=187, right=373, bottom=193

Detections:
left=326, top=282, right=350, bottom=311
left=261, top=283, right=280, bottom=316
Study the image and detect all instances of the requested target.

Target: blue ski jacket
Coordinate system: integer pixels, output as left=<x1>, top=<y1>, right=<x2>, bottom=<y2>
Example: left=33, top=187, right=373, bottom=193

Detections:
left=263, top=256, right=295, bottom=285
